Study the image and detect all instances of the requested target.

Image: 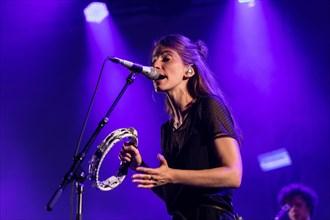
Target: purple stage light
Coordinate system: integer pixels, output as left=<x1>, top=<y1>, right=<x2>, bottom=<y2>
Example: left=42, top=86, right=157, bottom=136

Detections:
left=84, top=2, right=109, bottom=23
left=238, top=0, right=255, bottom=7
left=258, top=148, right=292, bottom=172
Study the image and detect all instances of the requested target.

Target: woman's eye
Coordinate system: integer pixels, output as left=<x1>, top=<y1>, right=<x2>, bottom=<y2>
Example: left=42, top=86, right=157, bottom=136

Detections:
left=162, top=56, right=170, bottom=62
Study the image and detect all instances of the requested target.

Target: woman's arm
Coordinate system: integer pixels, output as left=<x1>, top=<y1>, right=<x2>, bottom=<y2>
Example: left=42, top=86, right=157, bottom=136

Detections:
left=133, top=137, right=242, bottom=188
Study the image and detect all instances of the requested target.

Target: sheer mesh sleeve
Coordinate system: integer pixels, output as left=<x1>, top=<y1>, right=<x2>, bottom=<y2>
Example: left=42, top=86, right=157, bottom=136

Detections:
left=201, top=95, right=238, bottom=141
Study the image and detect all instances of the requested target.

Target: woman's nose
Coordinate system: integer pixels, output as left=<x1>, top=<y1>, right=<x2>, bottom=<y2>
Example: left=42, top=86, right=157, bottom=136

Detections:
left=152, top=59, right=161, bottom=69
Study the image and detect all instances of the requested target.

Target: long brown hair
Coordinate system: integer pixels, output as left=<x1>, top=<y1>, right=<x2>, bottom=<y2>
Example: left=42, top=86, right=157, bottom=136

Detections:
left=152, top=34, right=224, bottom=113
left=152, top=34, right=243, bottom=146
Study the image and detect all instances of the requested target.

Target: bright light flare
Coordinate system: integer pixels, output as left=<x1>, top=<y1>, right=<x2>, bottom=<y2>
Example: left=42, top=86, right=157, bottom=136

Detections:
left=258, top=148, right=292, bottom=172
left=84, top=2, right=109, bottom=23
left=238, top=0, right=255, bottom=7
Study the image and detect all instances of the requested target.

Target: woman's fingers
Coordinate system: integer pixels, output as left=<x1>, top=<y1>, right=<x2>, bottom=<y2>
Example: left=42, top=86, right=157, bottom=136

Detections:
left=118, top=152, right=132, bottom=162
left=132, top=173, right=153, bottom=179
left=131, top=173, right=160, bottom=188
left=132, top=175, right=158, bottom=188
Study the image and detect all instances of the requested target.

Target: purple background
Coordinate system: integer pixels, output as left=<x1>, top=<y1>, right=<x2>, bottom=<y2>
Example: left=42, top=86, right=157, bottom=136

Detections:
left=1, top=0, right=329, bottom=219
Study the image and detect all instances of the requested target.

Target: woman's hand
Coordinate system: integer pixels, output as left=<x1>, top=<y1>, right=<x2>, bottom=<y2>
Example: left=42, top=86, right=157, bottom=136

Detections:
left=132, top=154, right=173, bottom=188
left=118, top=143, right=142, bottom=171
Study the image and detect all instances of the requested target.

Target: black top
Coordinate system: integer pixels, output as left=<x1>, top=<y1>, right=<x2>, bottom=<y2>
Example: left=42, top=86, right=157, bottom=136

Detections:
left=159, top=95, right=240, bottom=215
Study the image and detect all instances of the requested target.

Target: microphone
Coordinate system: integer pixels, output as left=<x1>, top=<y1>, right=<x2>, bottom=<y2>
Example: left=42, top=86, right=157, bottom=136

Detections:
left=108, top=57, right=162, bottom=80
left=274, top=204, right=291, bottom=220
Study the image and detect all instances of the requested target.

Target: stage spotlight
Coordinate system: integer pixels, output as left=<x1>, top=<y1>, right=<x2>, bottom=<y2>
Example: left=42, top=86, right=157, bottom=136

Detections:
left=84, top=2, right=109, bottom=23
left=238, top=0, right=255, bottom=7
left=258, top=148, right=292, bottom=172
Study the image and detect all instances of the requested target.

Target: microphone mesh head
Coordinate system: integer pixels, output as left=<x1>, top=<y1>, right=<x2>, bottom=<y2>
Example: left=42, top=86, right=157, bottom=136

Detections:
left=143, top=67, right=160, bottom=80
left=149, top=67, right=160, bottom=80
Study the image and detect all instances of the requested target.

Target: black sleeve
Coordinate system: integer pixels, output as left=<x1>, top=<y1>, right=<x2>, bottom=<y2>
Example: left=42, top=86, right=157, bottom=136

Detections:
left=201, top=96, right=238, bottom=141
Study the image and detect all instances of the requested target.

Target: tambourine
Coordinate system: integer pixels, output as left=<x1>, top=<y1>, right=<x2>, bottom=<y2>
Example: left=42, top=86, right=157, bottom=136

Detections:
left=88, top=127, right=138, bottom=191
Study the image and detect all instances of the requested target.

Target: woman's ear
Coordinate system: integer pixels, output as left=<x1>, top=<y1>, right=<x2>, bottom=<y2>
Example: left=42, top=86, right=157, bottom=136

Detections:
left=184, top=67, right=195, bottom=78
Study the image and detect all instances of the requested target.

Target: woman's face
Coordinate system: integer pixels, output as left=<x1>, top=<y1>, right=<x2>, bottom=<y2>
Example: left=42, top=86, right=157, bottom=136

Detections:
left=151, top=47, right=190, bottom=94
left=288, top=195, right=311, bottom=220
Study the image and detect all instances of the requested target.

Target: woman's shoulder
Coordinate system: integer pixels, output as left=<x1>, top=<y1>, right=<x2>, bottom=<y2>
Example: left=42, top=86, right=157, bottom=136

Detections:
left=197, top=95, right=232, bottom=121
left=198, top=94, right=225, bottom=107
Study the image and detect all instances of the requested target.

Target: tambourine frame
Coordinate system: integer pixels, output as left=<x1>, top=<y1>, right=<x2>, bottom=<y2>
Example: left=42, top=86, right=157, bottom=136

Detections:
left=88, top=127, right=138, bottom=191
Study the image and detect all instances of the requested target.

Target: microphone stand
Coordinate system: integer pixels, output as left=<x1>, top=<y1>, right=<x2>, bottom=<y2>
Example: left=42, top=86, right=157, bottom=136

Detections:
left=46, top=71, right=138, bottom=220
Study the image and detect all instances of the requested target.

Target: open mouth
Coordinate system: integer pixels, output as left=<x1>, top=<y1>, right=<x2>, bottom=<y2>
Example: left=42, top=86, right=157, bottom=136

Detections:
left=155, top=75, right=166, bottom=82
